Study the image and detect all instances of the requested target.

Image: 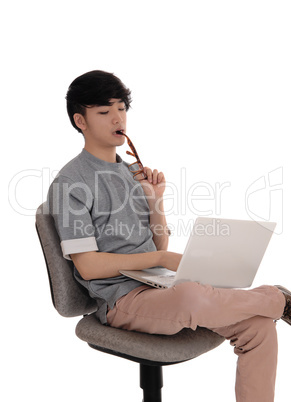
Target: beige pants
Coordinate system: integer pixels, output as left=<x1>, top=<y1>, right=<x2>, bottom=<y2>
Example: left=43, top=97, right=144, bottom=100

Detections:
left=107, top=282, right=286, bottom=402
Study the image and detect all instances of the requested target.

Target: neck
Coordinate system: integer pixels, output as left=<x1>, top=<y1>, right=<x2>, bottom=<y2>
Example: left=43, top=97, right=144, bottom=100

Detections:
left=84, top=143, right=117, bottom=163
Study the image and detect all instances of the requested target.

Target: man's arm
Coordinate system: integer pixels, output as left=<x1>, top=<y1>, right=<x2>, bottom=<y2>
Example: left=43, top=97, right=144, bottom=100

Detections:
left=148, top=198, right=170, bottom=251
left=140, top=167, right=170, bottom=251
left=70, top=250, right=182, bottom=281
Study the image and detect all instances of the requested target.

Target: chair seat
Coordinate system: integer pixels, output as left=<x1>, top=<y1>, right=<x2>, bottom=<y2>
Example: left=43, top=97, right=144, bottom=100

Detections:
left=76, top=314, right=224, bottom=365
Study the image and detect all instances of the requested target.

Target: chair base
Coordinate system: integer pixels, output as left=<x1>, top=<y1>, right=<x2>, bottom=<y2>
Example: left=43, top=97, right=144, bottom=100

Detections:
left=140, top=364, right=163, bottom=402
left=89, top=343, right=165, bottom=401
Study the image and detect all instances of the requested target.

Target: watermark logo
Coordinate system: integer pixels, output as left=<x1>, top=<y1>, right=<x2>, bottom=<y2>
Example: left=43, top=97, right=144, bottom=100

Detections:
left=7, top=167, right=231, bottom=218
left=245, top=167, right=283, bottom=234
left=8, top=166, right=283, bottom=235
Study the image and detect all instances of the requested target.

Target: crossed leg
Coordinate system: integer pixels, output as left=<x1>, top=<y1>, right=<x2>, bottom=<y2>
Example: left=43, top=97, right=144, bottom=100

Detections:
left=107, top=282, right=285, bottom=401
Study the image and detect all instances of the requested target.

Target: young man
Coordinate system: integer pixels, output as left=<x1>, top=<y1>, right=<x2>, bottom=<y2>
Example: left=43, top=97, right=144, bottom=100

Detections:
left=48, top=70, right=291, bottom=402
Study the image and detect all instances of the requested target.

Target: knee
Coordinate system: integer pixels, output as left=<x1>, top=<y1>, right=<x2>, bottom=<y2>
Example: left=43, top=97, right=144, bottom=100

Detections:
left=248, top=316, right=277, bottom=337
left=234, top=316, right=277, bottom=353
left=253, top=316, right=277, bottom=345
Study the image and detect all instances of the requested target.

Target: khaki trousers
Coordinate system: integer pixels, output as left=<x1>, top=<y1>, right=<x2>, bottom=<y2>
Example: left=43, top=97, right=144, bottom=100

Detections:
left=107, top=282, right=286, bottom=402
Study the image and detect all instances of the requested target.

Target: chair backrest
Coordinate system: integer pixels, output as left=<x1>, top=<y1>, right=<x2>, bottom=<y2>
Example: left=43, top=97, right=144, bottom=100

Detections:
left=35, top=202, right=97, bottom=317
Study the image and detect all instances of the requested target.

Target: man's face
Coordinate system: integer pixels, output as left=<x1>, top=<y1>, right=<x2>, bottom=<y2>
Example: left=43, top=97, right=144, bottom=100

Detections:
left=76, top=98, right=127, bottom=148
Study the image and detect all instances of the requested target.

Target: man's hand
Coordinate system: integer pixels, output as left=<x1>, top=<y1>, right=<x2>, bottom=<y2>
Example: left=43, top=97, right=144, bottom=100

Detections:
left=160, top=251, right=183, bottom=271
left=139, top=167, right=166, bottom=201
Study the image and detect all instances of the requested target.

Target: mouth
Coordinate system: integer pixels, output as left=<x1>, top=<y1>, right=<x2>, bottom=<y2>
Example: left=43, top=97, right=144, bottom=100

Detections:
left=114, top=129, right=125, bottom=136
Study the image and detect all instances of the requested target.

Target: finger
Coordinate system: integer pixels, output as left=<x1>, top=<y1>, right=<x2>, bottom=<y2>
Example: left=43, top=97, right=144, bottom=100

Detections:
left=135, top=171, right=147, bottom=182
left=157, top=171, right=165, bottom=183
left=152, top=169, right=159, bottom=184
left=143, top=167, right=153, bottom=183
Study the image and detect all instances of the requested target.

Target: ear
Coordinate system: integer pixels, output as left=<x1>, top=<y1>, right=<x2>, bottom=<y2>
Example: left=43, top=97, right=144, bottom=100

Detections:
left=73, top=113, right=87, bottom=131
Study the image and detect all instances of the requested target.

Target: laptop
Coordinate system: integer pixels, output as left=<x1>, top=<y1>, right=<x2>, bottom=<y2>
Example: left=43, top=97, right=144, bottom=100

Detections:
left=120, top=217, right=276, bottom=289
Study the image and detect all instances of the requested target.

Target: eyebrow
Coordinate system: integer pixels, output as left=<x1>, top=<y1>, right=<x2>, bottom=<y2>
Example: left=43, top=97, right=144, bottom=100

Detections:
left=108, top=99, right=124, bottom=105
left=94, top=100, right=124, bottom=108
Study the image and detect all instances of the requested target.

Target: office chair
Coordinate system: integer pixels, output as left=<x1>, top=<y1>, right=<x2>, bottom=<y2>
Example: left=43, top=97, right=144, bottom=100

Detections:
left=35, top=202, right=224, bottom=402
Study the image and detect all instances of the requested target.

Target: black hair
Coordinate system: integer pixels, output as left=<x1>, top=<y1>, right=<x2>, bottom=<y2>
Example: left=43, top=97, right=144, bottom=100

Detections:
left=66, top=70, right=132, bottom=133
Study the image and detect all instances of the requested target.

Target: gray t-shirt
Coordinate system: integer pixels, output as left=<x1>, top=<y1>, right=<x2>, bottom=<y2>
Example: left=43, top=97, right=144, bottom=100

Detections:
left=47, top=149, right=157, bottom=324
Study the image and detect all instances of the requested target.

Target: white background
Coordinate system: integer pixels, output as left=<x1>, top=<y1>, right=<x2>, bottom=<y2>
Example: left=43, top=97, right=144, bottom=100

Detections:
left=2, top=1, right=291, bottom=401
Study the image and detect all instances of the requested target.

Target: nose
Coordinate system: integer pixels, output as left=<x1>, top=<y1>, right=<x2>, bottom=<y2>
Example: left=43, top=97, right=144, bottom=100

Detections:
left=112, top=110, right=123, bottom=125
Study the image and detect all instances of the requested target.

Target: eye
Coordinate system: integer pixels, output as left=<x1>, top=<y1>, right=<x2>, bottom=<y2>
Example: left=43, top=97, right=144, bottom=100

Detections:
left=99, top=111, right=109, bottom=115
left=119, top=108, right=126, bottom=111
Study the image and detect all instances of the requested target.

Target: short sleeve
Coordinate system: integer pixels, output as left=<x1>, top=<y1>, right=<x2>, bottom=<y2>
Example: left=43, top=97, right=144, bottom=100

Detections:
left=47, top=175, right=98, bottom=260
